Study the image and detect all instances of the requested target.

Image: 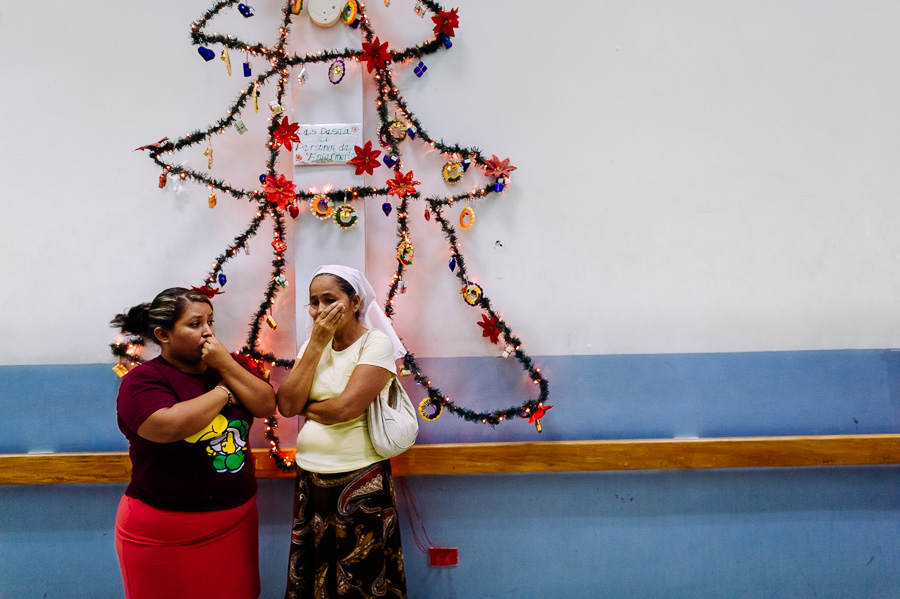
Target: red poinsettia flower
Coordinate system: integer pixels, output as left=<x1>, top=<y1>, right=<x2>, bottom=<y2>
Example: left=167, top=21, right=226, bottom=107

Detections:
left=477, top=313, right=501, bottom=344
left=528, top=404, right=552, bottom=424
left=273, top=117, right=300, bottom=151
left=483, top=155, right=517, bottom=179
left=386, top=170, right=421, bottom=199
left=348, top=140, right=382, bottom=176
left=191, top=285, right=223, bottom=298
left=432, top=8, right=459, bottom=38
left=360, top=36, right=392, bottom=73
left=262, top=173, right=296, bottom=209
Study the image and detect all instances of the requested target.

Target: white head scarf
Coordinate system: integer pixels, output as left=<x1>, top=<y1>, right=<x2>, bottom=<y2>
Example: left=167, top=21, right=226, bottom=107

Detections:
left=307, top=264, right=407, bottom=360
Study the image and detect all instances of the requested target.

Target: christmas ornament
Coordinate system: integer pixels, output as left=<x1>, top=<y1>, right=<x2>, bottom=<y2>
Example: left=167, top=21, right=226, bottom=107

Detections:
left=386, top=170, right=421, bottom=199
left=198, top=47, right=215, bottom=61
left=441, top=35, right=452, bottom=49
left=459, top=206, right=475, bottom=230
left=238, top=3, right=255, bottom=18
left=441, top=161, right=464, bottom=184
left=221, top=47, right=232, bottom=76
left=398, top=280, right=408, bottom=293
left=414, top=1, right=425, bottom=17
left=462, top=283, right=483, bottom=306
left=243, top=58, right=252, bottom=77
left=262, top=173, right=296, bottom=209
left=252, top=82, right=259, bottom=112
left=158, top=171, right=168, bottom=188
left=296, top=67, right=307, bottom=85
left=348, top=141, right=382, bottom=176
left=360, top=36, right=391, bottom=72
left=424, top=208, right=431, bottom=221
left=135, top=137, right=169, bottom=152
left=191, top=285, right=223, bottom=298
left=382, top=202, right=393, bottom=216
left=501, top=344, right=515, bottom=358
left=288, top=204, right=300, bottom=218
left=273, top=117, right=300, bottom=150
left=483, top=154, right=517, bottom=179
left=271, top=237, right=287, bottom=254
left=340, top=0, right=357, bottom=25
left=291, top=0, right=303, bottom=14
left=494, top=177, right=506, bottom=192
left=407, top=125, right=418, bottom=139
left=310, top=194, right=333, bottom=219
left=275, top=274, right=289, bottom=288
left=414, top=61, right=427, bottom=77
left=477, top=314, right=501, bottom=344
left=218, top=273, right=227, bottom=286
left=265, top=314, right=278, bottom=329
left=432, top=8, right=459, bottom=38
left=383, top=152, right=398, bottom=168
left=269, top=100, right=284, bottom=116
left=419, top=397, right=442, bottom=421
left=449, top=256, right=456, bottom=271
left=208, top=190, right=217, bottom=208
left=112, top=363, right=129, bottom=378
left=528, top=404, right=552, bottom=433
left=234, top=118, right=248, bottom=134
left=333, top=204, right=358, bottom=229
left=397, top=237, right=414, bottom=265
left=328, top=59, right=345, bottom=84
left=203, top=140, right=213, bottom=169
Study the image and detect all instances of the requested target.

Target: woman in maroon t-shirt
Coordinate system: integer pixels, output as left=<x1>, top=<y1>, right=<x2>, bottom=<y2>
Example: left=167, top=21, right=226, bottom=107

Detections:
left=111, top=287, right=275, bottom=599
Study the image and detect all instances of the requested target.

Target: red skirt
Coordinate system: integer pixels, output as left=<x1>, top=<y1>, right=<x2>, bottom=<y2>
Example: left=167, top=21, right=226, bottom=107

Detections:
left=115, top=494, right=260, bottom=599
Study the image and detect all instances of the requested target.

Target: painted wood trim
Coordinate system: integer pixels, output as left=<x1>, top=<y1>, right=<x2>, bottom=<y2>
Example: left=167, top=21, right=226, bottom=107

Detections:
left=2, top=435, right=898, bottom=485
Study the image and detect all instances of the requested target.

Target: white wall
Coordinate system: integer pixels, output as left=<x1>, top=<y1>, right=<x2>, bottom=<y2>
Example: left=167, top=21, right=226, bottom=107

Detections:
left=3, top=0, right=900, bottom=366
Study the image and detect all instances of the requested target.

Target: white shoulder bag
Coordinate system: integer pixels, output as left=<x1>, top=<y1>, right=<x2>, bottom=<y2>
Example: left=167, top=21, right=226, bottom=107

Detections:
left=358, top=332, right=419, bottom=458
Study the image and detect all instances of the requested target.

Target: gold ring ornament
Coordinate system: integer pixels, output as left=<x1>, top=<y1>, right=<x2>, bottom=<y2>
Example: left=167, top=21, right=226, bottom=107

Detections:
left=310, top=194, right=333, bottom=219
left=459, top=206, right=475, bottom=230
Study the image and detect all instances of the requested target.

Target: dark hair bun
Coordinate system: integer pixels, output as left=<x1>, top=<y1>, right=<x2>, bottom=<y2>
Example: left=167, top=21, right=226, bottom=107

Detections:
left=110, top=303, right=151, bottom=337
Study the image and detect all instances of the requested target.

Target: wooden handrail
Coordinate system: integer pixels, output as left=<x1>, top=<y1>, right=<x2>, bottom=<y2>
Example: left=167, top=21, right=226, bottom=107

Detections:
left=1, top=434, right=898, bottom=485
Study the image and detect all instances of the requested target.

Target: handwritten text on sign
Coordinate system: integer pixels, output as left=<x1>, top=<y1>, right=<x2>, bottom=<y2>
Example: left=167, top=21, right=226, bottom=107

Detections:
left=293, top=123, right=362, bottom=166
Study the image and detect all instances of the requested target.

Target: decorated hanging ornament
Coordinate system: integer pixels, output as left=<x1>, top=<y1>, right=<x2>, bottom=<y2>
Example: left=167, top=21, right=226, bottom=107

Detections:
left=348, top=140, right=382, bottom=176
left=441, top=161, right=464, bottom=185
left=414, top=61, right=427, bottom=77
left=382, top=202, right=392, bottom=216
left=288, top=204, right=300, bottom=219
left=441, top=35, right=453, bottom=49
left=459, top=206, right=475, bottom=230
left=275, top=274, right=289, bottom=288
left=238, top=3, right=255, bottom=17
left=501, top=344, right=515, bottom=358
left=208, top=190, right=217, bottom=208
left=273, top=117, right=300, bottom=150
left=310, top=194, right=333, bottom=220
left=419, top=397, right=442, bottom=421
left=269, top=101, right=284, bottom=116
left=494, top=177, right=506, bottom=192
left=386, top=170, right=421, bottom=199
left=477, top=313, right=501, bottom=344
left=203, top=139, right=213, bottom=169
left=158, top=171, right=168, bottom=188
left=360, top=36, right=391, bottom=72
left=234, top=112, right=248, bottom=134
left=296, top=66, right=308, bottom=85
left=528, top=404, right=552, bottom=433
left=252, top=82, right=259, bottom=112
left=198, top=47, right=215, bottom=61
left=383, top=152, right=398, bottom=168
left=291, top=0, right=303, bottom=14
left=243, top=56, right=252, bottom=77
left=397, top=237, right=414, bottom=265
left=398, top=280, right=408, bottom=294
left=333, top=204, right=358, bottom=229
left=449, top=256, right=456, bottom=271
left=262, top=173, right=296, bottom=209
left=432, top=7, right=460, bottom=38
left=328, top=59, right=345, bottom=84
left=218, top=273, right=227, bottom=286
left=340, top=0, right=357, bottom=25
left=414, top=1, right=425, bottom=17
left=221, top=47, right=232, bottom=76
left=424, top=208, right=431, bottom=221
left=462, top=283, right=483, bottom=306
left=272, top=237, right=287, bottom=254
left=407, top=124, right=418, bottom=139
left=265, top=314, right=277, bottom=329
left=112, top=363, right=129, bottom=378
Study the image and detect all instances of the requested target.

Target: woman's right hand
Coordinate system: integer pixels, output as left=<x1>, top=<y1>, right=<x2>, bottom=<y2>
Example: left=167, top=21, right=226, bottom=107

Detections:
left=309, top=301, right=345, bottom=347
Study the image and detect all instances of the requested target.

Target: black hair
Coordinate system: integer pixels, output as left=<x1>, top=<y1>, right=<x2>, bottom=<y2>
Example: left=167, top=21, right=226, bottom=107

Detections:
left=110, top=287, right=213, bottom=344
left=312, top=274, right=361, bottom=321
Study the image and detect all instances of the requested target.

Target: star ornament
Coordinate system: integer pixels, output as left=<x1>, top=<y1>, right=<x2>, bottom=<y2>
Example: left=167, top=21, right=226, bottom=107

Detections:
left=348, top=141, right=382, bottom=176
left=360, top=36, right=391, bottom=73
left=483, top=155, right=517, bottom=180
left=386, top=170, right=421, bottom=199
left=432, top=8, right=459, bottom=38
left=477, top=313, right=501, bottom=344
left=273, top=117, right=300, bottom=151
left=262, top=173, right=296, bottom=209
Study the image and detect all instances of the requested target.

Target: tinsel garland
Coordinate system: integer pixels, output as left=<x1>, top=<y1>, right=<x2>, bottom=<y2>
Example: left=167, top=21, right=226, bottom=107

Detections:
left=125, top=0, right=550, bottom=469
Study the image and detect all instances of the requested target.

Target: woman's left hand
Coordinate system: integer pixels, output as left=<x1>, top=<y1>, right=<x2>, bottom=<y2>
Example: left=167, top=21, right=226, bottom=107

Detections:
left=201, top=336, right=233, bottom=370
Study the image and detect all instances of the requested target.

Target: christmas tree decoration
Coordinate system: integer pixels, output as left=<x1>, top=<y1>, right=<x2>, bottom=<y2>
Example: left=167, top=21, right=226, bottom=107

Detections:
left=198, top=46, right=215, bottom=61
left=461, top=283, right=483, bottom=306
left=218, top=273, right=227, bottom=286
left=129, top=1, right=551, bottom=460
left=243, top=59, right=252, bottom=77
left=414, top=61, right=427, bottom=77
left=348, top=140, right=382, bottom=175
left=383, top=151, right=399, bottom=167
left=191, top=285, right=223, bottom=299
left=234, top=118, right=248, bottom=134
left=441, top=161, right=464, bottom=184
left=328, top=59, right=346, bottom=84
left=203, top=139, right=213, bottom=168
left=238, top=3, right=255, bottom=18
left=527, top=404, right=552, bottom=433
left=112, top=363, right=129, bottom=378
left=158, top=171, right=168, bottom=188
left=208, top=190, right=217, bottom=208
left=340, top=0, right=357, bottom=25
left=221, top=47, right=232, bottom=76
left=333, top=204, right=358, bottom=229
left=476, top=313, right=501, bottom=344
left=273, top=117, right=300, bottom=150
left=275, top=274, right=289, bottom=288
left=265, top=314, right=277, bottom=329
left=386, top=170, right=421, bottom=199
left=262, top=173, right=296, bottom=209
left=418, top=397, right=442, bottom=421
left=310, top=194, right=333, bottom=219
left=458, top=206, right=474, bottom=230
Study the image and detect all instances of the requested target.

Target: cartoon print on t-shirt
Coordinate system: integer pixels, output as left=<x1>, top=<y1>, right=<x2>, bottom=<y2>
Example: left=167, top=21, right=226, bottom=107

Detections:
left=184, top=413, right=250, bottom=473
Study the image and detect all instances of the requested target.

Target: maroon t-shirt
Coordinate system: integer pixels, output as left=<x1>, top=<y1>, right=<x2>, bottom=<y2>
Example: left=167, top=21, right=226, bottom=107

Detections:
left=116, top=354, right=266, bottom=512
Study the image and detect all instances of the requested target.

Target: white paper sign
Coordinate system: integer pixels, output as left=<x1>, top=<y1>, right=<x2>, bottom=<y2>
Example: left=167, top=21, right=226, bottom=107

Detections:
left=293, top=123, right=363, bottom=166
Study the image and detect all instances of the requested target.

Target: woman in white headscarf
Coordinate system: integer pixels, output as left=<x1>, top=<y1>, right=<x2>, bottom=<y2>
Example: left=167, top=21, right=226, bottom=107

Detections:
left=277, top=265, right=408, bottom=599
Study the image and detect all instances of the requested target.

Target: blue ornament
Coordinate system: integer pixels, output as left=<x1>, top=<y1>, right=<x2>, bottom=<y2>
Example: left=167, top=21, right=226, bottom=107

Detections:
left=198, top=47, right=216, bottom=61
left=383, top=152, right=398, bottom=167
left=243, top=61, right=251, bottom=77
left=494, top=178, right=506, bottom=192
left=259, top=174, right=267, bottom=184
left=238, top=3, right=255, bottom=17
left=350, top=16, right=361, bottom=28
left=441, top=35, right=453, bottom=49
left=218, top=273, right=227, bottom=286
left=382, top=202, right=393, bottom=216
left=414, top=61, right=427, bottom=77
left=407, top=126, right=418, bottom=140
left=461, top=158, right=472, bottom=172
left=449, top=257, right=456, bottom=271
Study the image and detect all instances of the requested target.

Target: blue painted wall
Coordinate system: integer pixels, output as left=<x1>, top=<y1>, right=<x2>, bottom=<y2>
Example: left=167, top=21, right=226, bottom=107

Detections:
left=2, top=350, right=899, bottom=597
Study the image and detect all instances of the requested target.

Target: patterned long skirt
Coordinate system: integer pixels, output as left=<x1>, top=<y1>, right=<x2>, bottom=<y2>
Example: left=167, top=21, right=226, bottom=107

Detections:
left=285, top=460, right=407, bottom=599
